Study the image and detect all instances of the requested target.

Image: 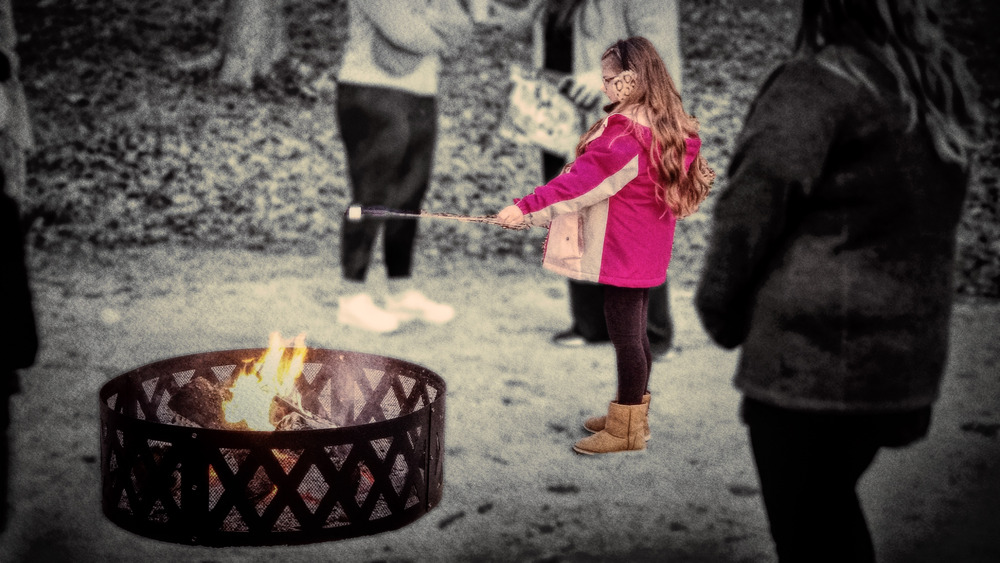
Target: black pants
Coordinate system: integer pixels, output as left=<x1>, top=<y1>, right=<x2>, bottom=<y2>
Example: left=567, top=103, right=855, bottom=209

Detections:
left=742, top=398, right=931, bottom=563
left=604, top=286, right=651, bottom=405
left=337, top=84, right=438, bottom=282
left=569, top=279, right=672, bottom=344
left=543, top=152, right=674, bottom=346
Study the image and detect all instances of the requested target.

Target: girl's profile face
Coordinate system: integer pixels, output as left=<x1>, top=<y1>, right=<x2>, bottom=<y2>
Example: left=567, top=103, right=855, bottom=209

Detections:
left=600, top=57, right=622, bottom=104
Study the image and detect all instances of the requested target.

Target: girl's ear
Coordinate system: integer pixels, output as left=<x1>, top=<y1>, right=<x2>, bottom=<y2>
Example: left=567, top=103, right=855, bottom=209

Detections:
left=611, top=70, right=638, bottom=101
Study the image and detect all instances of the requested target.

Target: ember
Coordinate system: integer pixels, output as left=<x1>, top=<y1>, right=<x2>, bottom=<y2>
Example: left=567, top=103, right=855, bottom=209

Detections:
left=99, top=345, right=445, bottom=546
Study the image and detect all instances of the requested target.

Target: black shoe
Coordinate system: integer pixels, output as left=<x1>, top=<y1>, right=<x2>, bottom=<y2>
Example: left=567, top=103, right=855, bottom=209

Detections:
left=649, top=333, right=674, bottom=359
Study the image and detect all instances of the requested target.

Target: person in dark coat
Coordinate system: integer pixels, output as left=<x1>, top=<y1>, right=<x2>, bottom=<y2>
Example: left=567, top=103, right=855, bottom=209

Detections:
left=0, top=47, right=38, bottom=534
left=694, top=0, right=983, bottom=561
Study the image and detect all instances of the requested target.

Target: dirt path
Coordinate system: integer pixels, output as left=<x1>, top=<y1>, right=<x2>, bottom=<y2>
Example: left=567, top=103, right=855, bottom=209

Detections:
left=1, top=246, right=998, bottom=562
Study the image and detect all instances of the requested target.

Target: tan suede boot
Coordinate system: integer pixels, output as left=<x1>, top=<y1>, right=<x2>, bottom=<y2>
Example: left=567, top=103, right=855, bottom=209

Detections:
left=583, top=393, right=651, bottom=441
left=573, top=402, right=647, bottom=455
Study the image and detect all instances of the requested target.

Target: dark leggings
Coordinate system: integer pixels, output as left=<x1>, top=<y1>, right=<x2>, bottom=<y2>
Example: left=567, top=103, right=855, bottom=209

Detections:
left=337, top=84, right=437, bottom=282
left=604, top=286, right=651, bottom=405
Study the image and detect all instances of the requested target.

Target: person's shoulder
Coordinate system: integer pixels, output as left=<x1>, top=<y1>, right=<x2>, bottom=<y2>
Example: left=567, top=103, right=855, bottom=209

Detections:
left=605, top=112, right=652, bottom=132
left=605, top=113, right=631, bottom=125
left=815, top=45, right=896, bottom=95
left=601, top=113, right=649, bottom=148
left=776, top=47, right=874, bottom=92
left=597, top=113, right=633, bottom=137
left=753, top=49, right=865, bottom=112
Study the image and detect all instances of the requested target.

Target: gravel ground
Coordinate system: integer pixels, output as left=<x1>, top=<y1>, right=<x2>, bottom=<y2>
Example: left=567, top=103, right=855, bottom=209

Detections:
left=0, top=245, right=997, bottom=562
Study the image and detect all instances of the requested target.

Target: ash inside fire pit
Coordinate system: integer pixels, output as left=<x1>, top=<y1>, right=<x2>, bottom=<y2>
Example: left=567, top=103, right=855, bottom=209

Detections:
left=99, top=348, right=445, bottom=546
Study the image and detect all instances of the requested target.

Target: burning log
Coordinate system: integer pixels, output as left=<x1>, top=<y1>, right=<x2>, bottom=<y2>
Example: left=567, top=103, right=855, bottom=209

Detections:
left=168, top=377, right=249, bottom=431
left=271, top=395, right=338, bottom=430
left=167, top=375, right=336, bottom=431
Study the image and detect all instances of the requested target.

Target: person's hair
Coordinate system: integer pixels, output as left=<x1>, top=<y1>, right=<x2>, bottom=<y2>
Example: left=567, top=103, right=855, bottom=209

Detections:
left=576, top=37, right=711, bottom=219
left=796, top=0, right=984, bottom=166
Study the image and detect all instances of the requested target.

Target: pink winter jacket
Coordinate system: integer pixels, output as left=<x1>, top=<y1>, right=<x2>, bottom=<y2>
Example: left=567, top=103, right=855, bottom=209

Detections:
left=515, top=113, right=701, bottom=288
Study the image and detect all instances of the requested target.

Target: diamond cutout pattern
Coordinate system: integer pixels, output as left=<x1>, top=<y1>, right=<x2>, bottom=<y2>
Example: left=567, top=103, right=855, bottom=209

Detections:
left=172, top=369, right=195, bottom=387
left=272, top=449, right=301, bottom=474
left=100, top=348, right=445, bottom=545
left=142, top=378, right=157, bottom=402
left=391, top=455, right=408, bottom=496
left=301, top=363, right=321, bottom=384
left=212, top=364, right=236, bottom=383
left=297, top=464, right=328, bottom=513
left=224, top=506, right=249, bottom=532
left=371, top=437, right=392, bottom=461
left=370, top=495, right=392, bottom=520
left=325, top=502, right=349, bottom=527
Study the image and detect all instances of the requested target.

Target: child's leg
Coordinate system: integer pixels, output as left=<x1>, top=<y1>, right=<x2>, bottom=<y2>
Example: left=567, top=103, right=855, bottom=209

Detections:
left=604, top=286, right=650, bottom=405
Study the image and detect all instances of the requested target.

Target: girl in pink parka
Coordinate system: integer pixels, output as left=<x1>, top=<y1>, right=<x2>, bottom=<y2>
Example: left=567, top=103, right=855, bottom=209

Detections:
left=498, top=36, right=713, bottom=454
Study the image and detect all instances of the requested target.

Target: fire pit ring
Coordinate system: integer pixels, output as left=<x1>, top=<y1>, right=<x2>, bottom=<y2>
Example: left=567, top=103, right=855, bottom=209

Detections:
left=99, top=348, right=445, bottom=546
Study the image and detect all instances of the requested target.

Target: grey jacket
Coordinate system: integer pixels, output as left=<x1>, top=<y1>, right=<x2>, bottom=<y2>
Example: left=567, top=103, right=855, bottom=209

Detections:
left=695, top=46, right=968, bottom=413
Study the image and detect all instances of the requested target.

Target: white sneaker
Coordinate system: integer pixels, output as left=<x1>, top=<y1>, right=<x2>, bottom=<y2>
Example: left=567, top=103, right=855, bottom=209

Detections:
left=385, top=290, right=455, bottom=324
left=337, top=293, right=400, bottom=333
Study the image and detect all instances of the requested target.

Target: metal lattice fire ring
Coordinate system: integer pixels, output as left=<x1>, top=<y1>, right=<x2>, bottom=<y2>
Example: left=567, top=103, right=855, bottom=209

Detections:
left=99, top=345, right=445, bottom=546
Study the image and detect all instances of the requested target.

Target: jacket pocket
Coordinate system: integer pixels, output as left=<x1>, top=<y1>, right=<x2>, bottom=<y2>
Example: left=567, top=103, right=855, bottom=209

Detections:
left=547, top=212, right=585, bottom=267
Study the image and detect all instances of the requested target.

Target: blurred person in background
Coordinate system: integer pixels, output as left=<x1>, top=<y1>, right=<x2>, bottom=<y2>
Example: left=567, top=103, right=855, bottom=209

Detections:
left=0, top=47, right=38, bottom=534
left=484, top=0, right=683, bottom=355
left=695, top=0, right=983, bottom=561
left=335, top=0, right=472, bottom=333
left=0, top=0, right=33, bottom=201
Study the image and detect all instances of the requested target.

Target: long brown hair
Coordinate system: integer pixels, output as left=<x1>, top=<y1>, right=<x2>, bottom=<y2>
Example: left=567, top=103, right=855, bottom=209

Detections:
left=577, top=37, right=713, bottom=219
left=796, top=0, right=983, bottom=166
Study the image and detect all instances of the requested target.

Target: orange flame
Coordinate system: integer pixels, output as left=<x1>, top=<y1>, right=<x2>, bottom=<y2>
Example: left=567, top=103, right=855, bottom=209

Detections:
left=222, top=332, right=307, bottom=430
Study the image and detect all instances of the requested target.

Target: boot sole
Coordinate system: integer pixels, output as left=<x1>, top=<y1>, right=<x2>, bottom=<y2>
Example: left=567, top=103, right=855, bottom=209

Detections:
left=572, top=444, right=645, bottom=455
left=583, top=425, right=652, bottom=441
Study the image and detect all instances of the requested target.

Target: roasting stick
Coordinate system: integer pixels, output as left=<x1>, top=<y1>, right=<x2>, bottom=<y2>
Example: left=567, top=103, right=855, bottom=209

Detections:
left=345, top=204, right=530, bottom=230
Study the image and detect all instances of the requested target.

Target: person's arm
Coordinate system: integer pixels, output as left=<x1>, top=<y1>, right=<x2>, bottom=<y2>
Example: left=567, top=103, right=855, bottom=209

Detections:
left=559, top=1, right=683, bottom=108
left=513, top=116, right=642, bottom=226
left=694, top=60, right=847, bottom=348
left=427, top=0, right=473, bottom=51
left=560, top=70, right=603, bottom=112
left=474, top=0, right=544, bottom=32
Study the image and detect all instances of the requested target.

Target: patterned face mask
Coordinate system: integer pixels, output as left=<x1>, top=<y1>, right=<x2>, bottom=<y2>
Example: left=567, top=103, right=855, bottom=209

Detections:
left=610, top=70, right=638, bottom=102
